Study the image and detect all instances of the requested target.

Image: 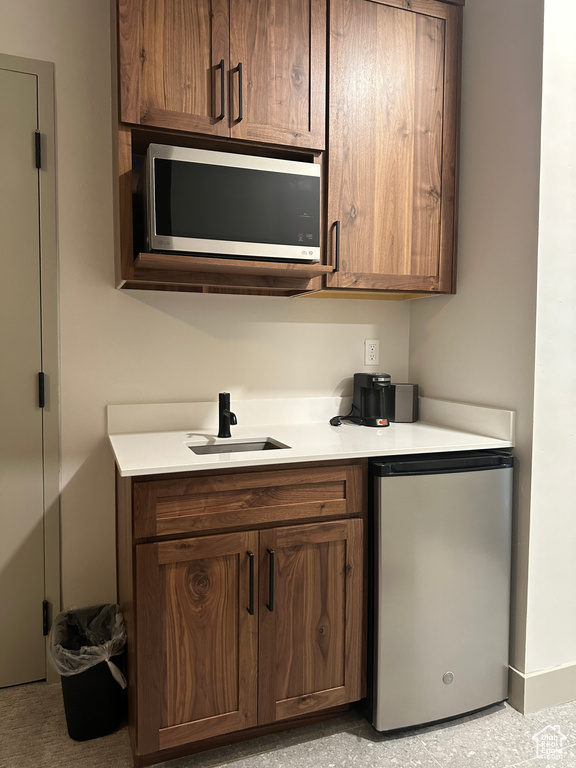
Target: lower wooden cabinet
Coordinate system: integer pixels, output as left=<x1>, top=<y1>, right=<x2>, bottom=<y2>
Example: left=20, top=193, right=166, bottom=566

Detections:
left=135, top=530, right=259, bottom=753
left=117, top=461, right=366, bottom=762
left=135, top=519, right=362, bottom=753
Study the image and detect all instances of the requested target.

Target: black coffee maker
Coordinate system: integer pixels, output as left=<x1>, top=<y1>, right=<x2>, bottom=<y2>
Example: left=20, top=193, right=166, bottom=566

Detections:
left=351, top=372, right=392, bottom=426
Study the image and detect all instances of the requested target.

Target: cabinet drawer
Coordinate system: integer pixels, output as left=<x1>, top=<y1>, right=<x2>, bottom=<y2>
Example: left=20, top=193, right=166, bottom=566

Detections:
left=133, top=463, right=363, bottom=539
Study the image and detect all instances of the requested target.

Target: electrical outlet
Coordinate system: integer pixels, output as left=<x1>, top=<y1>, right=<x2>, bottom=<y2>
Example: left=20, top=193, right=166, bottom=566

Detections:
left=364, top=339, right=379, bottom=366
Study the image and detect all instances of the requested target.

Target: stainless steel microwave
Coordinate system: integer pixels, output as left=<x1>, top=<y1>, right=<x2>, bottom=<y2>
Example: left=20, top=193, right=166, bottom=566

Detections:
left=145, top=144, right=321, bottom=263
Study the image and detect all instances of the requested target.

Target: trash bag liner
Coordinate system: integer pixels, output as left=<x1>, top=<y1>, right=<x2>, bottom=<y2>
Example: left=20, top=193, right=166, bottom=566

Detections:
left=49, top=604, right=127, bottom=689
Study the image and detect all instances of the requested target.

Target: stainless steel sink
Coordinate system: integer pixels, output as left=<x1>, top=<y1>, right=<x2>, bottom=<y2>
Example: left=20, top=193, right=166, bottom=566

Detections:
left=188, top=438, right=291, bottom=455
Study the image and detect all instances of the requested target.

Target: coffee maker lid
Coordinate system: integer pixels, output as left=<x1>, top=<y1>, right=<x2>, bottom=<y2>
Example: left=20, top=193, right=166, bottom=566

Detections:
left=370, top=373, right=391, bottom=385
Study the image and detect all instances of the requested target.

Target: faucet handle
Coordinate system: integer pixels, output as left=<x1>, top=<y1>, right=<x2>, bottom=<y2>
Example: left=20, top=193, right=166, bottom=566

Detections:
left=218, top=392, right=237, bottom=437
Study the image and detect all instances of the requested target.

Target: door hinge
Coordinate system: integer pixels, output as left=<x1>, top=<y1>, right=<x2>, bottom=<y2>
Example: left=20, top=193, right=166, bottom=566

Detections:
left=38, top=372, right=45, bottom=408
left=42, top=600, right=50, bottom=636
left=35, top=130, right=42, bottom=169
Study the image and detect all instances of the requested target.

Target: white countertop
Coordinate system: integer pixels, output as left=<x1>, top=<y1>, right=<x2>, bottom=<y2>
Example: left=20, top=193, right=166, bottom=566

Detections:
left=108, top=397, right=514, bottom=477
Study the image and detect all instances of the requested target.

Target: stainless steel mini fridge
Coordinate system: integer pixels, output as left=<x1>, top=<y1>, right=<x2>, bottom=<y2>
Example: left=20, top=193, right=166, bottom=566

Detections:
left=371, top=451, right=513, bottom=732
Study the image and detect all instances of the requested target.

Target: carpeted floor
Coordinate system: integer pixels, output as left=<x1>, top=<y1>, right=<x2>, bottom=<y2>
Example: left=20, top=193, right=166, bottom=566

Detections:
left=2, top=681, right=576, bottom=768
left=0, top=681, right=131, bottom=768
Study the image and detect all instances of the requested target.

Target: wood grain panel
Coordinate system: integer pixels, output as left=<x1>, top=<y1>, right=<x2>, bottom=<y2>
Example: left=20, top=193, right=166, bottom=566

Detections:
left=437, top=1, right=462, bottom=293
left=130, top=252, right=328, bottom=294
left=132, top=264, right=324, bottom=292
left=115, top=473, right=137, bottom=750
left=156, top=482, right=345, bottom=513
left=359, top=0, right=457, bottom=12
left=275, top=538, right=346, bottom=699
left=136, top=531, right=258, bottom=752
left=119, top=0, right=229, bottom=135
left=229, top=0, right=326, bottom=149
left=118, top=0, right=142, bottom=124
left=156, top=482, right=346, bottom=535
left=157, top=532, right=253, bottom=566
left=135, top=252, right=333, bottom=277
left=326, top=0, right=461, bottom=294
left=117, top=124, right=135, bottom=287
left=138, top=465, right=362, bottom=503
left=132, top=706, right=349, bottom=767
left=375, top=5, right=416, bottom=277
left=258, top=519, right=363, bottom=724
left=344, top=516, right=363, bottom=703
left=411, top=14, right=444, bottom=276
left=163, top=553, right=239, bottom=724
left=275, top=686, right=349, bottom=721
left=137, top=253, right=330, bottom=278
left=135, top=543, right=163, bottom=754
left=133, top=464, right=363, bottom=539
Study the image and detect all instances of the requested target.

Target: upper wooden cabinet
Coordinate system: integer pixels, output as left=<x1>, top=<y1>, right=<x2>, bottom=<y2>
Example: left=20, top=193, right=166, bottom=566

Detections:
left=324, top=0, right=462, bottom=295
left=118, top=0, right=326, bottom=150
left=115, top=0, right=463, bottom=297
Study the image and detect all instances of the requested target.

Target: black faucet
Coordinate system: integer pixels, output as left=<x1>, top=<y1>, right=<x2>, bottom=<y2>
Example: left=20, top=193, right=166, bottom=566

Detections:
left=217, top=392, right=237, bottom=438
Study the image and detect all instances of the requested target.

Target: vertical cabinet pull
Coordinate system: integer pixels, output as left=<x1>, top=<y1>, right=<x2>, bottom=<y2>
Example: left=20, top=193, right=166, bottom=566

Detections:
left=216, top=58, right=225, bottom=120
left=333, top=220, right=341, bottom=273
left=266, top=548, right=275, bottom=612
left=38, top=372, right=45, bottom=408
left=247, top=551, right=255, bottom=615
left=237, top=62, right=244, bottom=122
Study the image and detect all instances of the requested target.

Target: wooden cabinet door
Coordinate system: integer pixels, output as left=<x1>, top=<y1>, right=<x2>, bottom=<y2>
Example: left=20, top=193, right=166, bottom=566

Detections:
left=229, top=0, right=326, bottom=149
left=258, top=519, right=363, bottom=724
left=326, top=0, right=461, bottom=293
left=118, top=0, right=230, bottom=135
left=118, top=0, right=326, bottom=148
left=135, top=531, right=258, bottom=754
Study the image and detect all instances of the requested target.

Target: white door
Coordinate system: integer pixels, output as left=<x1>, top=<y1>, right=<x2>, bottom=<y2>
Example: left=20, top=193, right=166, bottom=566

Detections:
left=0, top=66, right=46, bottom=686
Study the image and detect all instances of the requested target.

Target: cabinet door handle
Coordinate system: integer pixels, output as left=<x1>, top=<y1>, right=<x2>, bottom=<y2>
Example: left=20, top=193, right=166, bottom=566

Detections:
left=216, top=58, right=225, bottom=120
left=237, top=62, right=244, bottom=122
left=333, top=220, right=341, bottom=273
left=247, top=550, right=255, bottom=615
left=266, top=548, right=275, bottom=612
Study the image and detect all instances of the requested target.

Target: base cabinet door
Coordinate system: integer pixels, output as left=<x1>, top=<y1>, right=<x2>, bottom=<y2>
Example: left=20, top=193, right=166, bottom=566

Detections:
left=326, top=0, right=461, bottom=293
left=258, top=519, right=363, bottom=724
left=135, top=530, right=259, bottom=754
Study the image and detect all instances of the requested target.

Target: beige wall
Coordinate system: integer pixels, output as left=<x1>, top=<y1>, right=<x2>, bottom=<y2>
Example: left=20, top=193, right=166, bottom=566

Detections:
left=408, top=0, right=544, bottom=672
left=0, top=0, right=410, bottom=607
left=8, top=0, right=574, bottom=693
left=525, top=0, right=576, bottom=674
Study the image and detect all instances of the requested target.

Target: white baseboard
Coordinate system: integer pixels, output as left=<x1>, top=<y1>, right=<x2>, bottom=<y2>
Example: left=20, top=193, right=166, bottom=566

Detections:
left=509, top=662, right=576, bottom=714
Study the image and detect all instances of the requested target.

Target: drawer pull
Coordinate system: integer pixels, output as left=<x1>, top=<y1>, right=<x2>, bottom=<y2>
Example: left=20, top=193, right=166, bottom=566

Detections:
left=266, top=548, right=275, bottom=612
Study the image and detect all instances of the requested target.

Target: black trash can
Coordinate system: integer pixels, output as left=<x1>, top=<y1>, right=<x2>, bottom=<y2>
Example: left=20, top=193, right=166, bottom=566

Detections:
left=49, top=604, right=127, bottom=741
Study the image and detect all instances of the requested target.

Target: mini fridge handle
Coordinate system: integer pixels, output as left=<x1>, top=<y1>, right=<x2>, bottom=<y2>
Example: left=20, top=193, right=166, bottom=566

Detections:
left=372, top=451, right=513, bottom=477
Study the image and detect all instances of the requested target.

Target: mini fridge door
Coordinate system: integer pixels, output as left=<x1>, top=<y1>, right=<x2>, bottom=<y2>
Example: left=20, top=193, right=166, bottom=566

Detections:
left=372, top=461, right=513, bottom=731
